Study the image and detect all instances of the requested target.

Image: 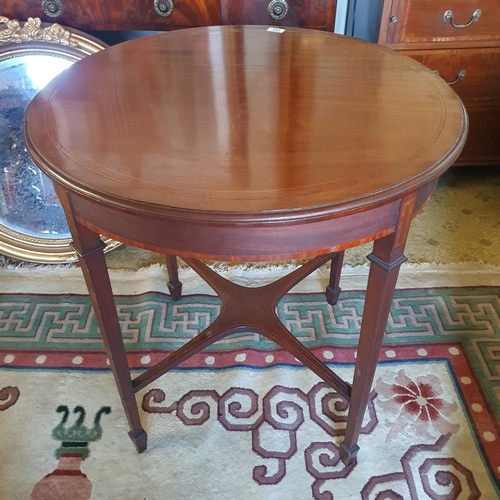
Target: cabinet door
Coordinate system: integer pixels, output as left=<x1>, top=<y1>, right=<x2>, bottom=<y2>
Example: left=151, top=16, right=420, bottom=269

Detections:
left=221, top=0, right=336, bottom=31
left=0, top=0, right=220, bottom=31
left=380, top=0, right=500, bottom=46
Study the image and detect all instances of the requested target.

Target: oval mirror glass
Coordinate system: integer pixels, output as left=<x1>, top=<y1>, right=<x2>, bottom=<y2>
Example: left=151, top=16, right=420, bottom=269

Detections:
left=0, top=17, right=120, bottom=263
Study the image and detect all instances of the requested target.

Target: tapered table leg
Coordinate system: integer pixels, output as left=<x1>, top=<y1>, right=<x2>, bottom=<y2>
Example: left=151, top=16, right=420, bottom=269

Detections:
left=340, top=195, right=415, bottom=465
left=56, top=187, right=147, bottom=453
left=326, top=251, right=344, bottom=306
left=165, top=254, right=182, bottom=301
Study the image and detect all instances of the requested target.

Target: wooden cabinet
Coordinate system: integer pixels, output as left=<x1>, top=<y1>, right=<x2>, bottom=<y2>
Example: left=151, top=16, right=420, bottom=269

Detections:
left=378, top=0, right=500, bottom=166
left=1, top=0, right=336, bottom=32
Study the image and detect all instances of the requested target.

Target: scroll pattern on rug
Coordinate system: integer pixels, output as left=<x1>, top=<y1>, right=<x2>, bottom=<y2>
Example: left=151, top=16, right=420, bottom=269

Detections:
left=142, top=382, right=377, bottom=486
left=139, top=367, right=488, bottom=499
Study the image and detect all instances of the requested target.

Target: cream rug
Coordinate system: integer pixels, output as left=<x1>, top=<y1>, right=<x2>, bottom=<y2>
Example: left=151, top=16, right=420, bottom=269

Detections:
left=0, top=266, right=499, bottom=499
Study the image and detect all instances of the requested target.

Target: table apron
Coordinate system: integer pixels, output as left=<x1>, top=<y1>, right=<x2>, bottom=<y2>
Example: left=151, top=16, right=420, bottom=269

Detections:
left=68, top=194, right=403, bottom=261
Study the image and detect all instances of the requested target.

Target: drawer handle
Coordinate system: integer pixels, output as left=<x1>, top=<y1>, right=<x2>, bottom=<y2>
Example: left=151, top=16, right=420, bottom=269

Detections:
left=443, top=9, right=481, bottom=28
left=434, top=69, right=467, bottom=85
left=41, top=0, right=63, bottom=18
left=154, top=0, right=174, bottom=17
left=268, top=0, right=288, bottom=21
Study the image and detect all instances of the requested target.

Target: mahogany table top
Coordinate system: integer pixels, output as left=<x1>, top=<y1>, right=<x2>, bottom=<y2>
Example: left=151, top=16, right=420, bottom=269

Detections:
left=25, top=26, right=467, bottom=223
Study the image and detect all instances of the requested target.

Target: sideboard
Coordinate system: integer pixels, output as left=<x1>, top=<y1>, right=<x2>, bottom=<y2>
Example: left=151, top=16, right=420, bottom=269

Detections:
left=376, top=0, right=499, bottom=166
left=0, top=0, right=337, bottom=32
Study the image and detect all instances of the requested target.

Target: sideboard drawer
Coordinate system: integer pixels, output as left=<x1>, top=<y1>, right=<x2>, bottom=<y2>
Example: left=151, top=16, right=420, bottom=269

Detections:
left=382, top=0, right=500, bottom=45
left=401, top=47, right=500, bottom=106
left=221, top=0, right=336, bottom=31
left=0, top=0, right=220, bottom=31
left=1, top=0, right=133, bottom=30
left=137, top=0, right=220, bottom=30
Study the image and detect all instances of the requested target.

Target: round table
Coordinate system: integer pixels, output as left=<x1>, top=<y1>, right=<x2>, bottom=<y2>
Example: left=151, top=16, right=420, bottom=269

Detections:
left=24, top=26, right=467, bottom=465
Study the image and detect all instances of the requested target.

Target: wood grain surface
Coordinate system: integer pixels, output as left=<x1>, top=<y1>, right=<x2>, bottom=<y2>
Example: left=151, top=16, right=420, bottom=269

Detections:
left=25, top=26, right=467, bottom=221
left=1, top=0, right=220, bottom=31
left=221, top=0, right=336, bottom=31
left=379, top=0, right=500, bottom=46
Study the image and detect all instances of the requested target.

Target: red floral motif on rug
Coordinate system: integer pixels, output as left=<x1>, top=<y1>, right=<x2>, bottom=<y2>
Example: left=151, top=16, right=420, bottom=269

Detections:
left=375, top=370, right=460, bottom=441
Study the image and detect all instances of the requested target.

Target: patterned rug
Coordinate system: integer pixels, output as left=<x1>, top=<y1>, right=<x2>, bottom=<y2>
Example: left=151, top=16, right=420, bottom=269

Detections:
left=1, top=281, right=499, bottom=499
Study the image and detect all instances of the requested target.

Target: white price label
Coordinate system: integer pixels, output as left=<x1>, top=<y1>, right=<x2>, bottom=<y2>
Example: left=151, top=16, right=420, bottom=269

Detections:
left=267, top=27, right=286, bottom=33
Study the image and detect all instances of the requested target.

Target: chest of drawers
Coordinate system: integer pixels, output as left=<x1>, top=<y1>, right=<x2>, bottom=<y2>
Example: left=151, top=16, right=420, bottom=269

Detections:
left=378, top=0, right=500, bottom=166
left=1, top=0, right=337, bottom=32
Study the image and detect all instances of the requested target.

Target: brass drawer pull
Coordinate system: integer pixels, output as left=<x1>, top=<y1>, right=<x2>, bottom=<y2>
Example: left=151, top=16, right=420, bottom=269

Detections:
left=434, top=69, right=467, bottom=85
left=268, top=0, right=288, bottom=21
left=154, top=0, right=174, bottom=17
left=41, top=0, right=63, bottom=18
left=443, top=9, right=481, bottom=28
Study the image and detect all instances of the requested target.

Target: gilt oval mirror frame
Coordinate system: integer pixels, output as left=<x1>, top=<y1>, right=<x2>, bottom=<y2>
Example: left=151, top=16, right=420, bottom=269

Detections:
left=0, top=16, right=120, bottom=263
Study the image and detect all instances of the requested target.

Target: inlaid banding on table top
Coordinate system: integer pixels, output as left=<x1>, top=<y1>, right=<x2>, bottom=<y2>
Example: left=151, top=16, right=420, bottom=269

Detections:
left=25, top=26, right=467, bottom=215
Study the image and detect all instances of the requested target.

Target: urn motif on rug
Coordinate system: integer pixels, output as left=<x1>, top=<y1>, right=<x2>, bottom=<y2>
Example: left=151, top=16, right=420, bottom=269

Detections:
left=31, top=405, right=111, bottom=500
